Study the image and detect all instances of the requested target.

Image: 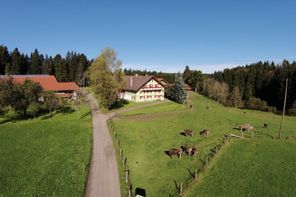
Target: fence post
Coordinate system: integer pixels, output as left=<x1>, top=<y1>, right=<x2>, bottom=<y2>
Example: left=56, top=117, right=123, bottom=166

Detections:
left=180, top=183, right=183, bottom=195
left=129, top=184, right=132, bottom=197
left=122, top=156, right=125, bottom=167
left=195, top=169, right=198, bottom=180
left=125, top=170, right=129, bottom=183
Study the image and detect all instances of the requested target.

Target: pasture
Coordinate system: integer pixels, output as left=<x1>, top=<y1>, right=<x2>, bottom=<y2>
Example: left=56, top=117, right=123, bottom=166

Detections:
left=184, top=139, right=296, bottom=197
left=110, top=92, right=296, bottom=196
left=0, top=105, right=92, bottom=196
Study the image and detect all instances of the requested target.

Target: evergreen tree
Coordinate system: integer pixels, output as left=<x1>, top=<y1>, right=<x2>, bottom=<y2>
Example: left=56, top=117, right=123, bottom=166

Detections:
left=183, top=65, right=191, bottom=83
left=75, top=54, right=88, bottom=84
left=42, top=55, right=54, bottom=74
left=0, top=46, right=10, bottom=75
left=54, top=54, right=68, bottom=81
left=30, top=49, right=42, bottom=74
left=169, top=74, right=187, bottom=104
left=20, top=54, right=29, bottom=74
left=66, top=51, right=77, bottom=81
left=10, top=48, right=22, bottom=74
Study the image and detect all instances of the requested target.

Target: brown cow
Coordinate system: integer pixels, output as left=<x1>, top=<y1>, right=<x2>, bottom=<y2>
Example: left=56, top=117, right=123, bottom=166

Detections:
left=168, top=148, right=183, bottom=158
left=191, top=146, right=198, bottom=156
left=200, top=129, right=210, bottom=136
left=181, top=144, right=192, bottom=156
left=239, top=124, right=254, bottom=132
left=181, top=129, right=194, bottom=137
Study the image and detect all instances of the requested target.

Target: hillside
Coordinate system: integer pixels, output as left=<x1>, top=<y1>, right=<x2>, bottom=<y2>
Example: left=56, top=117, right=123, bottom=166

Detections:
left=111, top=92, right=296, bottom=196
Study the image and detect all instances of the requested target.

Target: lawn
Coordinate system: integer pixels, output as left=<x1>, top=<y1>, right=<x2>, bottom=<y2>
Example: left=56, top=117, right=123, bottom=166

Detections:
left=0, top=105, right=92, bottom=196
left=111, top=92, right=296, bottom=196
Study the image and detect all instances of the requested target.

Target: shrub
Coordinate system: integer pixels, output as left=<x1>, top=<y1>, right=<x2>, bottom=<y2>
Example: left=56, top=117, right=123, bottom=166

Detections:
left=288, top=101, right=296, bottom=116
left=245, top=97, right=277, bottom=112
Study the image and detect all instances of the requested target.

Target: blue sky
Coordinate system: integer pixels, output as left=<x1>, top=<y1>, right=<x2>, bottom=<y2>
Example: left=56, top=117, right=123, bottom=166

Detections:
left=1, top=0, right=296, bottom=73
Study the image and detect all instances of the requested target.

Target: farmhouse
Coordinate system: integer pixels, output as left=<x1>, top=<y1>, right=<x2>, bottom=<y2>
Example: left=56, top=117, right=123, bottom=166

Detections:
left=0, top=75, right=79, bottom=99
left=119, top=75, right=165, bottom=102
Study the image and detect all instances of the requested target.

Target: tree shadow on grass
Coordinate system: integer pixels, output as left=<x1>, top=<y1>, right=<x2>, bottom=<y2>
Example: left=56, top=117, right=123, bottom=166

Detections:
left=187, top=168, right=195, bottom=179
left=173, top=179, right=180, bottom=192
left=0, top=114, right=29, bottom=124
left=58, top=106, right=75, bottom=114
left=109, top=99, right=129, bottom=110
left=80, top=110, right=91, bottom=119
left=41, top=107, right=76, bottom=120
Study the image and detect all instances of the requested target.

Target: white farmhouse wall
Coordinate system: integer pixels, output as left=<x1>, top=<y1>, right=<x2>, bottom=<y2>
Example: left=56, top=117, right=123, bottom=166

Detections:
left=121, top=78, right=165, bottom=102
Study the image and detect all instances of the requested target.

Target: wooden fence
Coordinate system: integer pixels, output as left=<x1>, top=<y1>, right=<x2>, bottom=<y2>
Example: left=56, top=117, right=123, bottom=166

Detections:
left=170, top=135, right=232, bottom=197
left=108, top=118, right=133, bottom=197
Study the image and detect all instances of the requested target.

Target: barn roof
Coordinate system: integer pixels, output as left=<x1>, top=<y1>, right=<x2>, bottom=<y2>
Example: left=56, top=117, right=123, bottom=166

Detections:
left=123, top=75, right=164, bottom=92
left=0, top=75, right=79, bottom=91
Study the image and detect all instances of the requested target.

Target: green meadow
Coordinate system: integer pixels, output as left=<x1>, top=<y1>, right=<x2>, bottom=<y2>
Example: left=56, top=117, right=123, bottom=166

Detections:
left=111, top=92, right=296, bottom=196
left=0, top=105, right=92, bottom=196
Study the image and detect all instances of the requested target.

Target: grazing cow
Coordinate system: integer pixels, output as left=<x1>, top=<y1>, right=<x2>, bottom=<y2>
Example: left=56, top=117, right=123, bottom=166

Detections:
left=168, top=148, right=183, bottom=158
left=239, top=124, right=254, bottom=132
left=263, top=123, right=268, bottom=128
left=181, top=144, right=192, bottom=156
left=191, top=147, right=198, bottom=156
left=181, top=129, right=194, bottom=137
left=200, top=129, right=210, bottom=136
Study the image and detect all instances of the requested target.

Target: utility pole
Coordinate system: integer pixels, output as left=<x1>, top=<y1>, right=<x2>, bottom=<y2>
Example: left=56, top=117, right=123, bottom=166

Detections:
left=279, top=78, right=288, bottom=139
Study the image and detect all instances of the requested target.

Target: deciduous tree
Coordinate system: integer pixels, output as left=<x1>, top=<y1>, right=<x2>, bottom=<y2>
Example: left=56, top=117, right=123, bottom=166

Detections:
left=88, top=48, right=124, bottom=108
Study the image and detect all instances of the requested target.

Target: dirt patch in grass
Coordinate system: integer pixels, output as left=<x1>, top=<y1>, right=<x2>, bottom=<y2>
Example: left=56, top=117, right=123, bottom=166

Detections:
left=117, top=110, right=181, bottom=121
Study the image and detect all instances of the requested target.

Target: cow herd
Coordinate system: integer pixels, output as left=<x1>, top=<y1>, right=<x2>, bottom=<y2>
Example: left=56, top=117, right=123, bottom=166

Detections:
left=166, top=122, right=259, bottom=159
left=167, top=128, right=210, bottom=159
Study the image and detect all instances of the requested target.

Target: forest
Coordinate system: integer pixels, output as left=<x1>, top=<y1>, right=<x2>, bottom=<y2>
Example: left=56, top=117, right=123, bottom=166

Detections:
left=212, top=60, right=296, bottom=113
left=0, top=45, right=90, bottom=85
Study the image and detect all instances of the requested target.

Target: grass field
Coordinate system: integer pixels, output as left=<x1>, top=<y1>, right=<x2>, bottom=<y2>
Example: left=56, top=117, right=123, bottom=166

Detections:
left=111, top=92, right=296, bottom=196
left=185, top=139, right=296, bottom=197
left=0, top=105, right=92, bottom=196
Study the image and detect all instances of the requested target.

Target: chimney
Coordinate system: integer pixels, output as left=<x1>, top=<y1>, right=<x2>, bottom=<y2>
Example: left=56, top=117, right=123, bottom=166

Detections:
left=130, top=77, right=133, bottom=86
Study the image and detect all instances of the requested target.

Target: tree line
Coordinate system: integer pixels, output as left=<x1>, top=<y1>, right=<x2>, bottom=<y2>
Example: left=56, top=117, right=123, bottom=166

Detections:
left=0, top=45, right=90, bottom=85
left=123, top=68, right=176, bottom=84
left=212, top=60, right=296, bottom=114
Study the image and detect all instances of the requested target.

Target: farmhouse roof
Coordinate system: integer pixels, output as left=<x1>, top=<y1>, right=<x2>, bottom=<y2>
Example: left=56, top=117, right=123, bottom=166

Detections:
left=184, top=83, right=192, bottom=91
left=0, top=75, right=79, bottom=91
left=123, top=75, right=163, bottom=92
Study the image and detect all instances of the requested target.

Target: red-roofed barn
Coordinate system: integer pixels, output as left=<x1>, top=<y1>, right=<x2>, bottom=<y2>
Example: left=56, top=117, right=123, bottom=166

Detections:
left=0, top=75, right=79, bottom=99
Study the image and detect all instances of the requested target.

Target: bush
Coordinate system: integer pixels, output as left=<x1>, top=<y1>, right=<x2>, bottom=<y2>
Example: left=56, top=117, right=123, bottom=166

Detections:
left=288, top=101, right=296, bottom=116
left=245, top=97, right=277, bottom=112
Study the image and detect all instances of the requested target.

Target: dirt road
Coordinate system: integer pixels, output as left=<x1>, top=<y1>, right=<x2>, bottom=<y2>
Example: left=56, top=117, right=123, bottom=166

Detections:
left=85, top=94, right=168, bottom=197
left=85, top=94, right=121, bottom=197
